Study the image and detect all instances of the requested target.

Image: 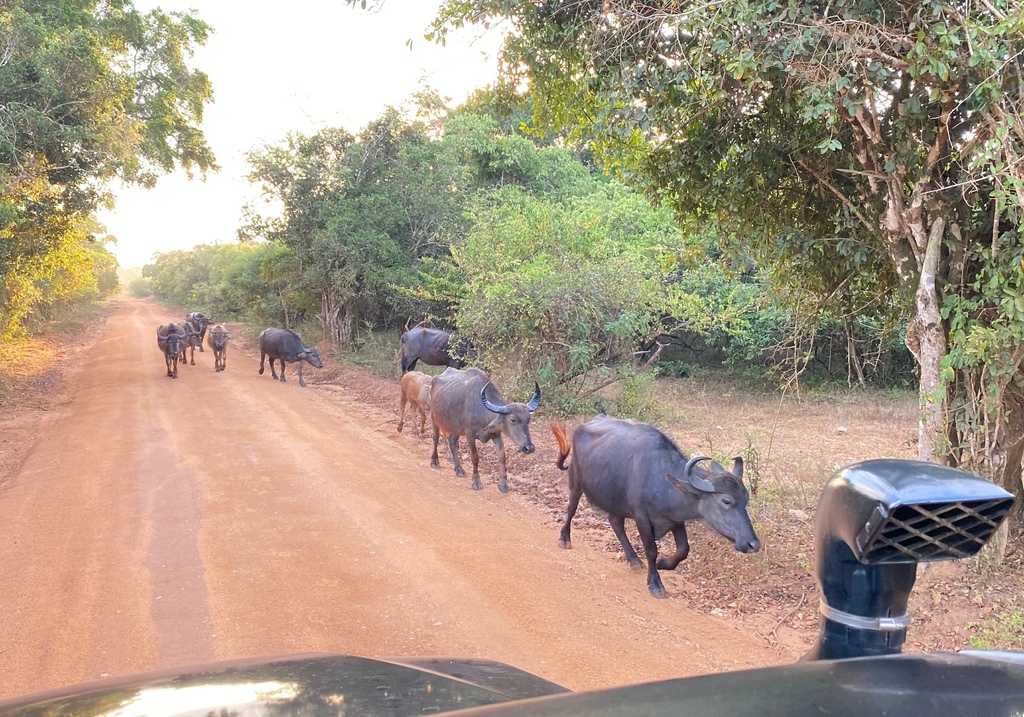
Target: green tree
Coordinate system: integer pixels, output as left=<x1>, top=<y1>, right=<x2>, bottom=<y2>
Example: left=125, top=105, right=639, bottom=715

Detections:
left=432, top=0, right=1024, bottom=500
left=245, top=108, right=465, bottom=348
left=452, top=182, right=681, bottom=398
left=1, top=0, right=216, bottom=334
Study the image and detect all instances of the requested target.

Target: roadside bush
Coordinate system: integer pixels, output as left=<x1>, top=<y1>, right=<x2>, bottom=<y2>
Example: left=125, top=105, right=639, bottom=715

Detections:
left=128, top=277, right=153, bottom=297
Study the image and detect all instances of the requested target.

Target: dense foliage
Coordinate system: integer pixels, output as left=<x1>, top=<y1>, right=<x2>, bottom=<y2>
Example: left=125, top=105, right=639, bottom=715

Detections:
left=143, top=95, right=912, bottom=408
left=429, top=0, right=1024, bottom=499
left=0, top=0, right=216, bottom=336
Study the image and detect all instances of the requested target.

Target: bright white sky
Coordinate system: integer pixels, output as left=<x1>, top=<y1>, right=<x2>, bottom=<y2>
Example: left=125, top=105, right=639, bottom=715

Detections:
left=99, top=1, right=503, bottom=269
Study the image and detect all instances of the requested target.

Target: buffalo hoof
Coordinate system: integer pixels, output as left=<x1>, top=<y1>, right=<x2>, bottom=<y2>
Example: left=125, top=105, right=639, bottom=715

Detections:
left=455, top=466, right=466, bottom=477
left=259, top=367, right=264, bottom=375
left=299, top=380, right=307, bottom=388
left=396, top=425, right=403, bottom=433
left=190, top=360, right=195, bottom=366
left=629, top=558, right=645, bottom=570
left=648, top=582, right=667, bottom=599
left=279, top=376, right=286, bottom=383
left=558, top=538, right=571, bottom=550
left=199, top=347, right=205, bottom=352
left=497, top=480, right=509, bottom=494
left=430, top=457, right=440, bottom=469
left=471, top=477, right=483, bottom=490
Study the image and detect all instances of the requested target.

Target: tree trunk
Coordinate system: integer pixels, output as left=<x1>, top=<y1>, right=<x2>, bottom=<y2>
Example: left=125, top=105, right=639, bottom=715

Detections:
left=338, top=301, right=353, bottom=351
left=906, top=217, right=947, bottom=462
left=317, top=288, right=354, bottom=350
left=279, top=289, right=291, bottom=330
left=999, top=379, right=1024, bottom=523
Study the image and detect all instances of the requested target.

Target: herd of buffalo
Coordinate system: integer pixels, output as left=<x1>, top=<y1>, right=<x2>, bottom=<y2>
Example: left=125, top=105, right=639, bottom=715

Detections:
left=154, top=318, right=761, bottom=598
left=397, top=327, right=761, bottom=598
left=155, top=313, right=323, bottom=385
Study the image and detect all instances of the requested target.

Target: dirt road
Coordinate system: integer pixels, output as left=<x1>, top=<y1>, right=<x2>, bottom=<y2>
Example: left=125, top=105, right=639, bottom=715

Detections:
left=0, top=297, right=784, bottom=700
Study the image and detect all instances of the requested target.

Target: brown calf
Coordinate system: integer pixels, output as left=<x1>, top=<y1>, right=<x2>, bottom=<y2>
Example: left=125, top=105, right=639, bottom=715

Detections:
left=206, top=324, right=231, bottom=372
left=397, top=371, right=432, bottom=437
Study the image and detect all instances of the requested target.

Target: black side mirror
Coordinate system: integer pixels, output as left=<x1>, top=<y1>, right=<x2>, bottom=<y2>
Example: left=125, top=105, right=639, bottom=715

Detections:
left=804, top=459, right=1015, bottom=661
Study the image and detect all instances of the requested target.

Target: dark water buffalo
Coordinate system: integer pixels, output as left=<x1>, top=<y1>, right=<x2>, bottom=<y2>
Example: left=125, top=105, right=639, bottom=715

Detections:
left=399, top=327, right=471, bottom=374
left=553, top=415, right=760, bottom=598
left=156, top=323, right=186, bottom=378
left=186, top=312, right=212, bottom=352
left=258, top=328, right=323, bottom=387
left=429, top=367, right=540, bottom=493
left=177, top=322, right=201, bottom=366
left=207, top=324, right=231, bottom=372
left=397, top=370, right=432, bottom=437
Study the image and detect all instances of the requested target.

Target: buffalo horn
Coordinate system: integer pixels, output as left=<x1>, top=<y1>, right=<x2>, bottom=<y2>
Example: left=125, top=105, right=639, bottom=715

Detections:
left=526, top=382, right=541, bottom=412
left=683, top=456, right=716, bottom=493
left=480, top=383, right=511, bottom=415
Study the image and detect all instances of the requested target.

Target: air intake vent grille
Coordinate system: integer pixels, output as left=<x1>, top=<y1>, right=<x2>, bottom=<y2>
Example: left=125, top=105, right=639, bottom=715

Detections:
left=859, top=498, right=1015, bottom=564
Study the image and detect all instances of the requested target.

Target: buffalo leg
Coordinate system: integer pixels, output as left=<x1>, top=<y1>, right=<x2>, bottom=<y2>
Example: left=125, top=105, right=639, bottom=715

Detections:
left=190, top=345, right=195, bottom=366
left=609, top=515, right=644, bottom=569
left=259, top=352, right=266, bottom=375
left=269, top=357, right=279, bottom=380
left=165, top=355, right=173, bottom=377
left=558, top=476, right=584, bottom=549
left=492, top=434, right=508, bottom=493
left=430, top=424, right=442, bottom=468
left=397, top=393, right=407, bottom=433
left=297, top=361, right=305, bottom=388
left=198, top=330, right=205, bottom=351
left=657, top=524, right=691, bottom=571
left=449, top=434, right=466, bottom=479
left=417, top=405, right=427, bottom=437
left=635, top=516, right=667, bottom=598
left=465, top=434, right=483, bottom=490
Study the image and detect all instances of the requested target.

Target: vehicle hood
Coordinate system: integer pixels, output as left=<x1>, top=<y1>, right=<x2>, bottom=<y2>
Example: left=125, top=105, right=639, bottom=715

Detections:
left=0, top=654, right=567, bottom=717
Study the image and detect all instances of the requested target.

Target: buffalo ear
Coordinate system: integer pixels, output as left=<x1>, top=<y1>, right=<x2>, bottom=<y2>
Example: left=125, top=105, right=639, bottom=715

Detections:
left=483, top=415, right=504, bottom=436
left=730, top=456, right=744, bottom=479
left=297, top=351, right=307, bottom=358
left=667, top=473, right=702, bottom=496
left=668, top=472, right=715, bottom=494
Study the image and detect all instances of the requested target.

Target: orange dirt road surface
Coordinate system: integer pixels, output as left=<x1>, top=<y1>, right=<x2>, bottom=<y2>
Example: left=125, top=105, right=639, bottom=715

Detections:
left=0, top=297, right=783, bottom=700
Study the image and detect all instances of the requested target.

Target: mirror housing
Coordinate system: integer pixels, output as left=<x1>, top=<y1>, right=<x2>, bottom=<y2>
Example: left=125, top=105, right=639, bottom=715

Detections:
left=804, top=459, right=1015, bottom=661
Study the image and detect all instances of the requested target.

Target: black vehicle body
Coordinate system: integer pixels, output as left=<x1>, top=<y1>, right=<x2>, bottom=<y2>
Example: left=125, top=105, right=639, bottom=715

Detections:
left=1, top=651, right=1022, bottom=717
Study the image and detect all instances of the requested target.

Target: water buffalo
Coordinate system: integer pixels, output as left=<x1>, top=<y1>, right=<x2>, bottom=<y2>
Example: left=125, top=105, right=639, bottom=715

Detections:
left=399, top=327, right=472, bottom=374
left=429, top=367, right=540, bottom=493
left=177, top=322, right=201, bottom=366
left=553, top=415, right=760, bottom=598
left=207, top=324, right=231, bottom=372
left=156, top=323, right=186, bottom=379
left=397, top=370, right=432, bottom=437
left=258, top=327, right=323, bottom=387
left=186, top=312, right=212, bottom=352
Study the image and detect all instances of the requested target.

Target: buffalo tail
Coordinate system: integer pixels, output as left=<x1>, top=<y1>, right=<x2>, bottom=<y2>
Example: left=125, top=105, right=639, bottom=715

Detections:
left=551, top=423, right=571, bottom=471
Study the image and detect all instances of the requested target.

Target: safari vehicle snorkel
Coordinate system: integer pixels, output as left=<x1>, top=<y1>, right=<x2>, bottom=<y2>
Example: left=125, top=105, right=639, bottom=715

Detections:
left=804, top=459, right=1016, bottom=661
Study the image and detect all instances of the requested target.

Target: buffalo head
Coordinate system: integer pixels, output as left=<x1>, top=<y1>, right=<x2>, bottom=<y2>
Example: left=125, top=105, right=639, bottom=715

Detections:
left=300, top=346, right=323, bottom=368
left=481, top=382, right=540, bottom=454
left=159, top=331, right=184, bottom=356
left=667, top=456, right=761, bottom=554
